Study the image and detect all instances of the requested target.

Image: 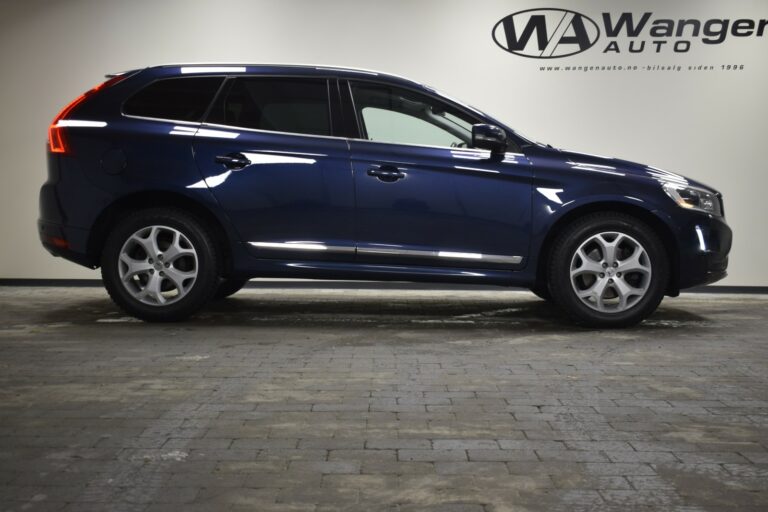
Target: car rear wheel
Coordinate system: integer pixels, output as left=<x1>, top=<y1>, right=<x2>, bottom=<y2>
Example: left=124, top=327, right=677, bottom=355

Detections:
left=547, top=212, right=668, bottom=327
left=101, top=208, right=219, bottom=322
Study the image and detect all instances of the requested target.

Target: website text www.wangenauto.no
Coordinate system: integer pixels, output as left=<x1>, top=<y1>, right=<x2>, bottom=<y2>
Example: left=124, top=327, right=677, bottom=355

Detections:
left=538, top=64, right=745, bottom=72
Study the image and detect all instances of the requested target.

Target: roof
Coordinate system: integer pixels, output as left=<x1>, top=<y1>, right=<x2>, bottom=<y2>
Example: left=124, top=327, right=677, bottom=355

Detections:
left=144, top=63, right=423, bottom=87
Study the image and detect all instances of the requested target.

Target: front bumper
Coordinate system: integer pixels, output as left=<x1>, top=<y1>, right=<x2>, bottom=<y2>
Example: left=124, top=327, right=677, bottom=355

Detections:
left=675, top=212, right=732, bottom=290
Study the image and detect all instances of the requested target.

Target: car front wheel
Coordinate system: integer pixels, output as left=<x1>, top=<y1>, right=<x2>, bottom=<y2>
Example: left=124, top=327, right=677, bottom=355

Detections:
left=101, top=208, right=220, bottom=322
left=547, top=212, right=669, bottom=327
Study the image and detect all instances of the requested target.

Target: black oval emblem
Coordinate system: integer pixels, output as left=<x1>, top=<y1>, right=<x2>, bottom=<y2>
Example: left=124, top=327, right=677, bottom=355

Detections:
left=492, top=8, right=600, bottom=59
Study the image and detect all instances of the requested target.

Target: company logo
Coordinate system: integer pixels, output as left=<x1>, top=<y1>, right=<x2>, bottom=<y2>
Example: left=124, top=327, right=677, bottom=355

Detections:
left=494, top=9, right=768, bottom=58
left=492, top=8, right=600, bottom=58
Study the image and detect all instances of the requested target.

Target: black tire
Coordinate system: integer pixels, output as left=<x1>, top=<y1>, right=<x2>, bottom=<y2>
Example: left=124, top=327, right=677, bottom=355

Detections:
left=100, top=208, right=220, bottom=322
left=213, top=278, right=249, bottom=300
left=531, top=285, right=552, bottom=302
left=546, top=212, right=669, bottom=328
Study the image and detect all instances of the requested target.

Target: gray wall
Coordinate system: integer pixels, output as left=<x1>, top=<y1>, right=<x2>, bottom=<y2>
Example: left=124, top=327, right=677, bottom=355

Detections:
left=1, top=0, right=766, bottom=285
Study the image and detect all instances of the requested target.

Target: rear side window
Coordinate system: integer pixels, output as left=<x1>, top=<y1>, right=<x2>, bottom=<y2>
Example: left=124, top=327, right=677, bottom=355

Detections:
left=123, top=77, right=224, bottom=122
left=207, top=77, right=330, bottom=136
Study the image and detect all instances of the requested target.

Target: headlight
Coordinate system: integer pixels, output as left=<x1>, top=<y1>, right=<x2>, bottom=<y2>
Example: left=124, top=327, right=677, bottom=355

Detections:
left=662, top=183, right=722, bottom=216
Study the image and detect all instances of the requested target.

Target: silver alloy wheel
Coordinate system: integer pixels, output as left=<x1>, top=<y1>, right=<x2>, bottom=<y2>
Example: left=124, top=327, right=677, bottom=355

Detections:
left=569, top=231, right=652, bottom=313
left=118, top=225, right=198, bottom=306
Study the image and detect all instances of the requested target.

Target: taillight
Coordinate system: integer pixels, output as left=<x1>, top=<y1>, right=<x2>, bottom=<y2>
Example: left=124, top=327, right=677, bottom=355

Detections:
left=48, top=74, right=127, bottom=154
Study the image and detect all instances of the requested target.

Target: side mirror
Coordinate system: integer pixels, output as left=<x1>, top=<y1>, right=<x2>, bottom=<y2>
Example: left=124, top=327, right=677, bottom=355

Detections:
left=472, top=124, right=507, bottom=154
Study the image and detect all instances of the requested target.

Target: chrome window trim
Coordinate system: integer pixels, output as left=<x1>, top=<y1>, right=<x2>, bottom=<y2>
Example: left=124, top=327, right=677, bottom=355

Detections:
left=203, top=120, right=524, bottom=158
left=351, top=137, right=526, bottom=158
left=201, top=122, right=349, bottom=143
left=121, top=114, right=202, bottom=125
left=121, top=115, right=524, bottom=158
left=122, top=117, right=520, bottom=157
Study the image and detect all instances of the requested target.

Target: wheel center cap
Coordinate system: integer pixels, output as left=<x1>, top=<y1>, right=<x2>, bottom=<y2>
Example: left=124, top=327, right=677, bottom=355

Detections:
left=606, top=267, right=616, bottom=277
left=154, top=262, right=164, bottom=271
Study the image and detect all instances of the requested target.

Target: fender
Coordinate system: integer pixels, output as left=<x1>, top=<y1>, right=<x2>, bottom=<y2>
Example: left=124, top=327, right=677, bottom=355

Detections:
left=523, top=173, right=683, bottom=288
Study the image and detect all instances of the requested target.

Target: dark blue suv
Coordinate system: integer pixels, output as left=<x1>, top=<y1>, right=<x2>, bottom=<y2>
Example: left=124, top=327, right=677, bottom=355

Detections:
left=39, top=64, right=731, bottom=326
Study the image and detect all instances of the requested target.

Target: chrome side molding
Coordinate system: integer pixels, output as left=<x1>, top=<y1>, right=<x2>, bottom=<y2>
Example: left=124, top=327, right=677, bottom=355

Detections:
left=249, top=241, right=522, bottom=265
left=249, top=241, right=355, bottom=254
left=357, top=246, right=522, bottom=265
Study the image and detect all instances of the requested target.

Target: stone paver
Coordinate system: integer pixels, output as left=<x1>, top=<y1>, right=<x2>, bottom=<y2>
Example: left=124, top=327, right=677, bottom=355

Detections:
left=0, top=285, right=767, bottom=511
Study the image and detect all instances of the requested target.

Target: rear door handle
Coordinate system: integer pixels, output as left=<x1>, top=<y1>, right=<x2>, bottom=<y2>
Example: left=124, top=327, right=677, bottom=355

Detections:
left=215, top=152, right=251, bottom=169
left=367, top=166, right=405, bottom=182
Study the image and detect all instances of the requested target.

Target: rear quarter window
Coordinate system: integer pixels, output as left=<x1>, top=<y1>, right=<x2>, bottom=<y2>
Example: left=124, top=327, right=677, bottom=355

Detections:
left=123, top=77, right=224, bottom=122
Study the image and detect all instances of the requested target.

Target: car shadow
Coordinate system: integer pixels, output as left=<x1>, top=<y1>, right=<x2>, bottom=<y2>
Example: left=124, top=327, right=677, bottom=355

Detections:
left=22, top=289, right=714, bottom=336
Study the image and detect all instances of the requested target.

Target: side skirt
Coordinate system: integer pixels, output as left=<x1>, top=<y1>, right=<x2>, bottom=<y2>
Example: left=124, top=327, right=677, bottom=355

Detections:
left=241, top=258, right=534, bottom=287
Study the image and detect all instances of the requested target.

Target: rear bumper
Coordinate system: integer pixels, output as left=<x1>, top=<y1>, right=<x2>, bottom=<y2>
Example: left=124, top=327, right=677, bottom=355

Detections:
left=38, top=219, right=95, bottom=267
left=675, top=212, right=732, bottom=290
left=38, top=152, right=104, bottom=269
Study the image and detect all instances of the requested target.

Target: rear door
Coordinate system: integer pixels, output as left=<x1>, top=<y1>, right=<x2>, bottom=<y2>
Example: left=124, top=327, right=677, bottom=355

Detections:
left=192, top=76, right=355, bottom=261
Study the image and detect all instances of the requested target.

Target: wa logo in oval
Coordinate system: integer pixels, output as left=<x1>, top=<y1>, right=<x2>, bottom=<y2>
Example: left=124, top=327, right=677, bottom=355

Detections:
left=493, top=8, right=601, bottom=58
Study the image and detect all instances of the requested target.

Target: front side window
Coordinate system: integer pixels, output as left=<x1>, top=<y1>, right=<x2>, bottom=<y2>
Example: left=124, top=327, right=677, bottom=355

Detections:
left=207, top=77, right=331, bottom=137
left=350, top=82, right=475, bottom=148
left=123, top=77, right=224, bottom=122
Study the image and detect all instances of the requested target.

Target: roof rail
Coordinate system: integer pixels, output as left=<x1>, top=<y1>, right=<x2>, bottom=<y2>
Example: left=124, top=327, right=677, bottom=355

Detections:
left=104, top=68, right=142, bottom=79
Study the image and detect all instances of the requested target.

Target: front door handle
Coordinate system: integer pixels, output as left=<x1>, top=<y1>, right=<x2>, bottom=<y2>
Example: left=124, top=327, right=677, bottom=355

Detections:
left=367, top=166, right=405, bottom=182
left=215, top=152, right=251, bottom=169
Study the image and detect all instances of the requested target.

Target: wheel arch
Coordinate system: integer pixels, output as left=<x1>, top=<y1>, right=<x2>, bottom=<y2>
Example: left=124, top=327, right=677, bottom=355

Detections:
left=534, top=201, right=680, bottom=296
left=86, top=190, right=236, bottom=275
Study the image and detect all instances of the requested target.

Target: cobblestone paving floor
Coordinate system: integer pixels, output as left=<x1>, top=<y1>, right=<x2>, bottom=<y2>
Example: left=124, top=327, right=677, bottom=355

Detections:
left=0, top=285, right=766, bottom=511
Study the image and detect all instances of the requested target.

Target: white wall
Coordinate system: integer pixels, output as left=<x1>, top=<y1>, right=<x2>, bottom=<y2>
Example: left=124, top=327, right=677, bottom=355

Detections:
left=0, top=0, right=766, bottom=285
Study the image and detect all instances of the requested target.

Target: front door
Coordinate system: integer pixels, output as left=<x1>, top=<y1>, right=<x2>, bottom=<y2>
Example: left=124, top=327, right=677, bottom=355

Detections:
left=347, top=81, right=532, bottom=269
